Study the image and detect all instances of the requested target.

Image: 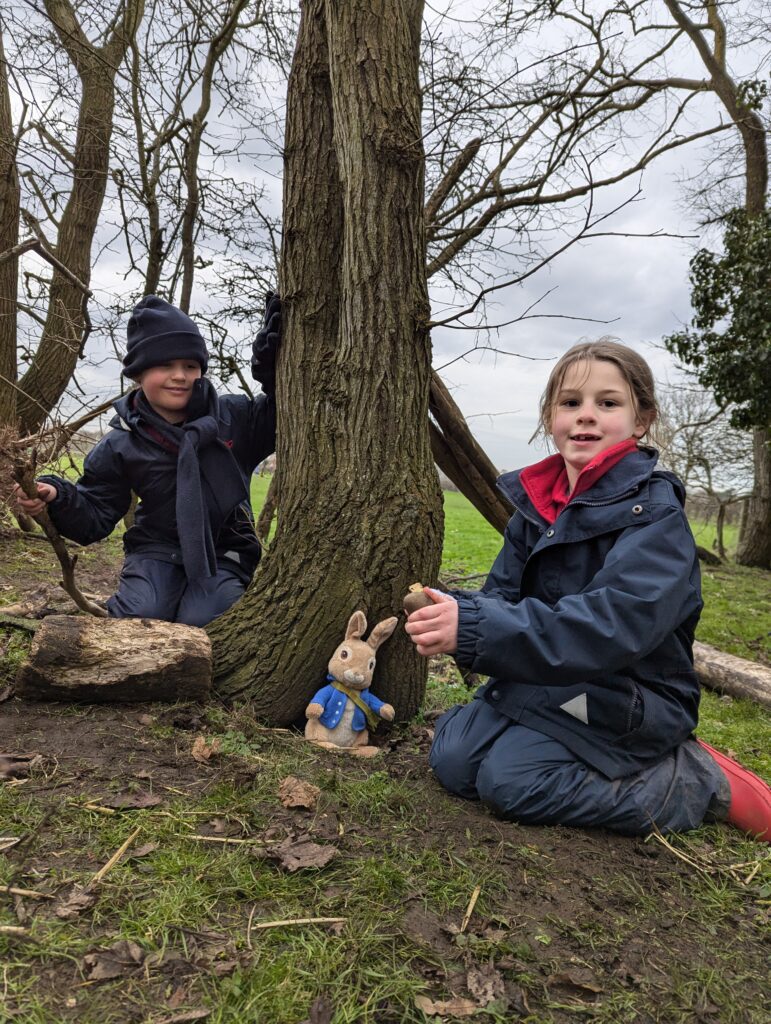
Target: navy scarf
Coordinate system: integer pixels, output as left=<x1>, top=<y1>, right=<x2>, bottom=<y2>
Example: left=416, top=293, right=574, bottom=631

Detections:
left=135, top=379, right=247, bottom=580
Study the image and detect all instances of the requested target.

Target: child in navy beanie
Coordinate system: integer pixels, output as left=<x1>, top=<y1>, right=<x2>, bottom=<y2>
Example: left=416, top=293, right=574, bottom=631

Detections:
left=122, top=296, right=210, bottom=378
left=15, top=294, right=281, bottom=627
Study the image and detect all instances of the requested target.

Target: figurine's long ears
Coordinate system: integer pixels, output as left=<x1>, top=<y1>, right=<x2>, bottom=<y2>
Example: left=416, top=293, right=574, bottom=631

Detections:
left=345, top=610, right=367, bottom=641
left=367, top=616, right=398, bottom=651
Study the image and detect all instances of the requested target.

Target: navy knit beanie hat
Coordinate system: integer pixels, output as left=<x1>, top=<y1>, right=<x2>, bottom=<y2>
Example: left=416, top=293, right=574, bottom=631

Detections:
left=122, top=295, right=209, bottom=378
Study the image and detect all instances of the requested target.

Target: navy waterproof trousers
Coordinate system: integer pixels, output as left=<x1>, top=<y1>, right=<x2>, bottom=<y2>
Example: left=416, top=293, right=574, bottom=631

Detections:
left=107, top=554, right=247, bottom=627
left=429, top=698, right=729, bottom=835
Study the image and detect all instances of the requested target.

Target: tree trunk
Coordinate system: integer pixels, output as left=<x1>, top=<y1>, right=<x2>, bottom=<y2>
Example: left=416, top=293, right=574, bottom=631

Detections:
left=735, top=427, right=771, bottom=568
left=714, top=501, right=726, bottom=560
left=16, top=615, right=211, bottom=702
left=0, top=30, right=19, bottom=426
left=16, top=0, right=144, bottom=433
left=209, top=0, right=441, bottom=724
left=256, top=471, right=277, bottom=543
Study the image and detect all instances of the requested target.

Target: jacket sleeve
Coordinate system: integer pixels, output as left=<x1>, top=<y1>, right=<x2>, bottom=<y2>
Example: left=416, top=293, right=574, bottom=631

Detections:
left=225, top=392, right=276, bottom=471
left=38, top=436, right=132, bottom=545
left=454, top=504, right=702, bottom=687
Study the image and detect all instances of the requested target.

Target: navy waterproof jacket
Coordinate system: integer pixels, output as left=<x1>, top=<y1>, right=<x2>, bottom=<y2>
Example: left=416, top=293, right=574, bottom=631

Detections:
left=41, top=390, right=275, bottom=579
left=453, top=447, right=703, bottom=779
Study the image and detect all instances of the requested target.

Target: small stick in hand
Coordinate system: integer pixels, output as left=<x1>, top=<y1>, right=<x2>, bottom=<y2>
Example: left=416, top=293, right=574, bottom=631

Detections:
left=12, top=460, right=107, bottom=618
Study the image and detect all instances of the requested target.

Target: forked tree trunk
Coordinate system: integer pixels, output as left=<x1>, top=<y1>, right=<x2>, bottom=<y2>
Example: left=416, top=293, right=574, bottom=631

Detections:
left=209, top=0, right=442, bottom=723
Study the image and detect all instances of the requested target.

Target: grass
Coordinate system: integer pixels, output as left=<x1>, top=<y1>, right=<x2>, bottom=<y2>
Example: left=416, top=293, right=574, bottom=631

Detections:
left=1, top=474, right=769, bottom=1023
left=1, top=719, right=768, bottom=1024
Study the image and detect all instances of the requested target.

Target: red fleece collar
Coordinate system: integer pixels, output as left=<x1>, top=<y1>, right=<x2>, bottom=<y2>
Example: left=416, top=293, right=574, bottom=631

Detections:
left=520, top=438, right=638, bottom=524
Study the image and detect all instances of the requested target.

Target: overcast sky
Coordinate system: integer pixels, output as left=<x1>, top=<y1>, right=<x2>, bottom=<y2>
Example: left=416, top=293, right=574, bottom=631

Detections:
left=60, top=0, right=755, bottom=476
left=431, top=151, right=702, bottom=470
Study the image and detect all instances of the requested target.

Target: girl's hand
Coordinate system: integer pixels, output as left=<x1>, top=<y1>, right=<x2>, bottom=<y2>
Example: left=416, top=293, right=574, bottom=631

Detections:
left=13, top=481, right=57, bottom=516
left=404, top=587, right=458, bottom=657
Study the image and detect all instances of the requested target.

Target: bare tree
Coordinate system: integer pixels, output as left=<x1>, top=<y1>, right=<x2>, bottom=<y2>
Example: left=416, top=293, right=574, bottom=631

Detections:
left=658, top=384, right=753, bottom=559
left=1, top=0, right=146, bottom=434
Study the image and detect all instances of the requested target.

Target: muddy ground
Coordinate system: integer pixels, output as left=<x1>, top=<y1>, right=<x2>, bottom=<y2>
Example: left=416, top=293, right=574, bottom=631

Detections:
left=1, top=533, right=769, bottom=1023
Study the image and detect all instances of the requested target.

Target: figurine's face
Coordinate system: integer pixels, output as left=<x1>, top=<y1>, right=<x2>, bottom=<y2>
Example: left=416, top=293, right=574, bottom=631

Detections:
left=328, top=640, right=376, bottom=691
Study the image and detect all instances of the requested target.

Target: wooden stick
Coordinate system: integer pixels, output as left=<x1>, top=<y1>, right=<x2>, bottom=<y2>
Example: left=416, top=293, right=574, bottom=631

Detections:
left=249, top=916, right=346, bottom=932
left=82, top=803, right=117, bottom=815
left=88, top=827, right=141, bottom=888
left=460, top=884, right=481, bottom=933
left=246, top=904, right=257, bottom=950
left=0, top=884, right=53, bottom=900
left=188, top=834, right=263, bottom=846
left=12, top=462, right=107, bottom=618
left=0, top=925, right=29, bottom=936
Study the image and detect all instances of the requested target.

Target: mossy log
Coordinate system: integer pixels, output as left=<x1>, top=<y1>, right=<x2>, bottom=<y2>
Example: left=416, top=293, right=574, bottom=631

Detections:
left=694, top=641, right=771, bottom=709
left=15, top=616, right=211, bottom=702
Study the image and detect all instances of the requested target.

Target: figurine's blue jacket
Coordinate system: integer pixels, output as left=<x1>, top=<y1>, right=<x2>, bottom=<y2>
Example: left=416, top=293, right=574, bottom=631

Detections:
left=310, top=682, right=387, bottom=732
left=453, top=448, right=703, bottom=779
left=40, top=389, right=275, bottom=579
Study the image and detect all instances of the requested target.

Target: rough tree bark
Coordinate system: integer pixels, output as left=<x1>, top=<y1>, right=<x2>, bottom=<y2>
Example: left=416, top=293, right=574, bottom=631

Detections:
left=0, top=31, right=19, bottom=426
left=15, top=0, right=145, bottom=433
left=209, top=0, right=442, bottom=723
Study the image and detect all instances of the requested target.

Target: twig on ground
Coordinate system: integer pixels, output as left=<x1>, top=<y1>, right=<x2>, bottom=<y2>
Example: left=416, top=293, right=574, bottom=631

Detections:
left=88, top=827, right=141, bottom=888
left=0, top=925, right=30, bottom=936
left=246, top=905, right=257, bottom=950
left=249, top=916, right=347, bottom=933
left=188, top=834, right=262, bottom=846
left=460, top=884, right=481, bottom=933
left=0, top=884, right=53, bottom=900
left=82, top=802, right=117, bottom=815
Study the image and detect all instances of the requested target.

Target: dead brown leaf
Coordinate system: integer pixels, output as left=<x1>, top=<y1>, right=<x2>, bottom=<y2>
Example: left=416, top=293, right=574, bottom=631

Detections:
left=154, top=1011, right=210, bottom=1024
left=263, top=835, right=336, bottom=873
left=206, top=817, right=242, bottom=836
left=278, top=776, right=321, bottom=810
left=101, top=791, right=162, bottom=810
left=547, top=969, right=603, bottom=997
left=54, top=885, right=97, bottom=920
left=130, top=842, right=159, bottom=859
left=414, top=994, right=478, bottom=1018
left=299, top=994, right=334, bottom=1024
left=191, top=735, right=221, bottom=763
left=467, top=962, right=506, bottom=1006
left=82, top=938, right=145, bottom=981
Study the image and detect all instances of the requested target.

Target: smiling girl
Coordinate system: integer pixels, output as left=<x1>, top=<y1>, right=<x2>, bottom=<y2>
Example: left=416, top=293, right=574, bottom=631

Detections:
left=406, top=339, right=771, bottom=841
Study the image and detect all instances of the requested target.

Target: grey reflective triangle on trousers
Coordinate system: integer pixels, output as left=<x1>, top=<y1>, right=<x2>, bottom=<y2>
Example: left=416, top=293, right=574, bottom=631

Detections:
left=559, top=693, right=588, bottom=724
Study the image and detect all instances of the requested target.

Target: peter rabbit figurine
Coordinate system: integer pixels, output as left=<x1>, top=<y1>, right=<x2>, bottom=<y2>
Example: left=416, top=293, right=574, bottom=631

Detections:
left=305, top=611, right=397, bottom=756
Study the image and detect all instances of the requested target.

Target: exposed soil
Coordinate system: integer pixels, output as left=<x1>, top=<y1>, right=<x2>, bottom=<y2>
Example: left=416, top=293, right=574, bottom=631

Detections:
left=1, top=532, right=769, bottom=1022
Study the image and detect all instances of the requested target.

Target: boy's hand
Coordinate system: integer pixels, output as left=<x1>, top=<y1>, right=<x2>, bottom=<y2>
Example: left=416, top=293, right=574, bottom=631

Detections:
left=405, top=588, right=458, bottom=657
left=251, top=292, right=282, bottom=393
left=12, top=481, right=57, bottom=516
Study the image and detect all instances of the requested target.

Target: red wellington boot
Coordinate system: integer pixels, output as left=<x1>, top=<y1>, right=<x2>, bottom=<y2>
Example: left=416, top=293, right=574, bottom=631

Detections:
left=697, top=739, right=771, bottom=842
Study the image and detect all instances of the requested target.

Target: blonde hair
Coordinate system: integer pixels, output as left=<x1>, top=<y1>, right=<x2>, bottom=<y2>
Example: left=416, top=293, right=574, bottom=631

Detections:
left=534, top=338, right=659, bottom=443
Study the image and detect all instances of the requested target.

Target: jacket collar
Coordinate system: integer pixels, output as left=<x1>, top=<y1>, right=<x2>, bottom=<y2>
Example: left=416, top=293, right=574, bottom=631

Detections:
left=498, top=446, right=661, bottom=525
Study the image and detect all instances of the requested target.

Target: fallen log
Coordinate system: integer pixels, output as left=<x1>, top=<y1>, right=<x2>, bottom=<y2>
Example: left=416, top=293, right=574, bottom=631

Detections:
left=15, top=616, right=211, bottom=702
left=694, top=641, right=771, bottom=709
